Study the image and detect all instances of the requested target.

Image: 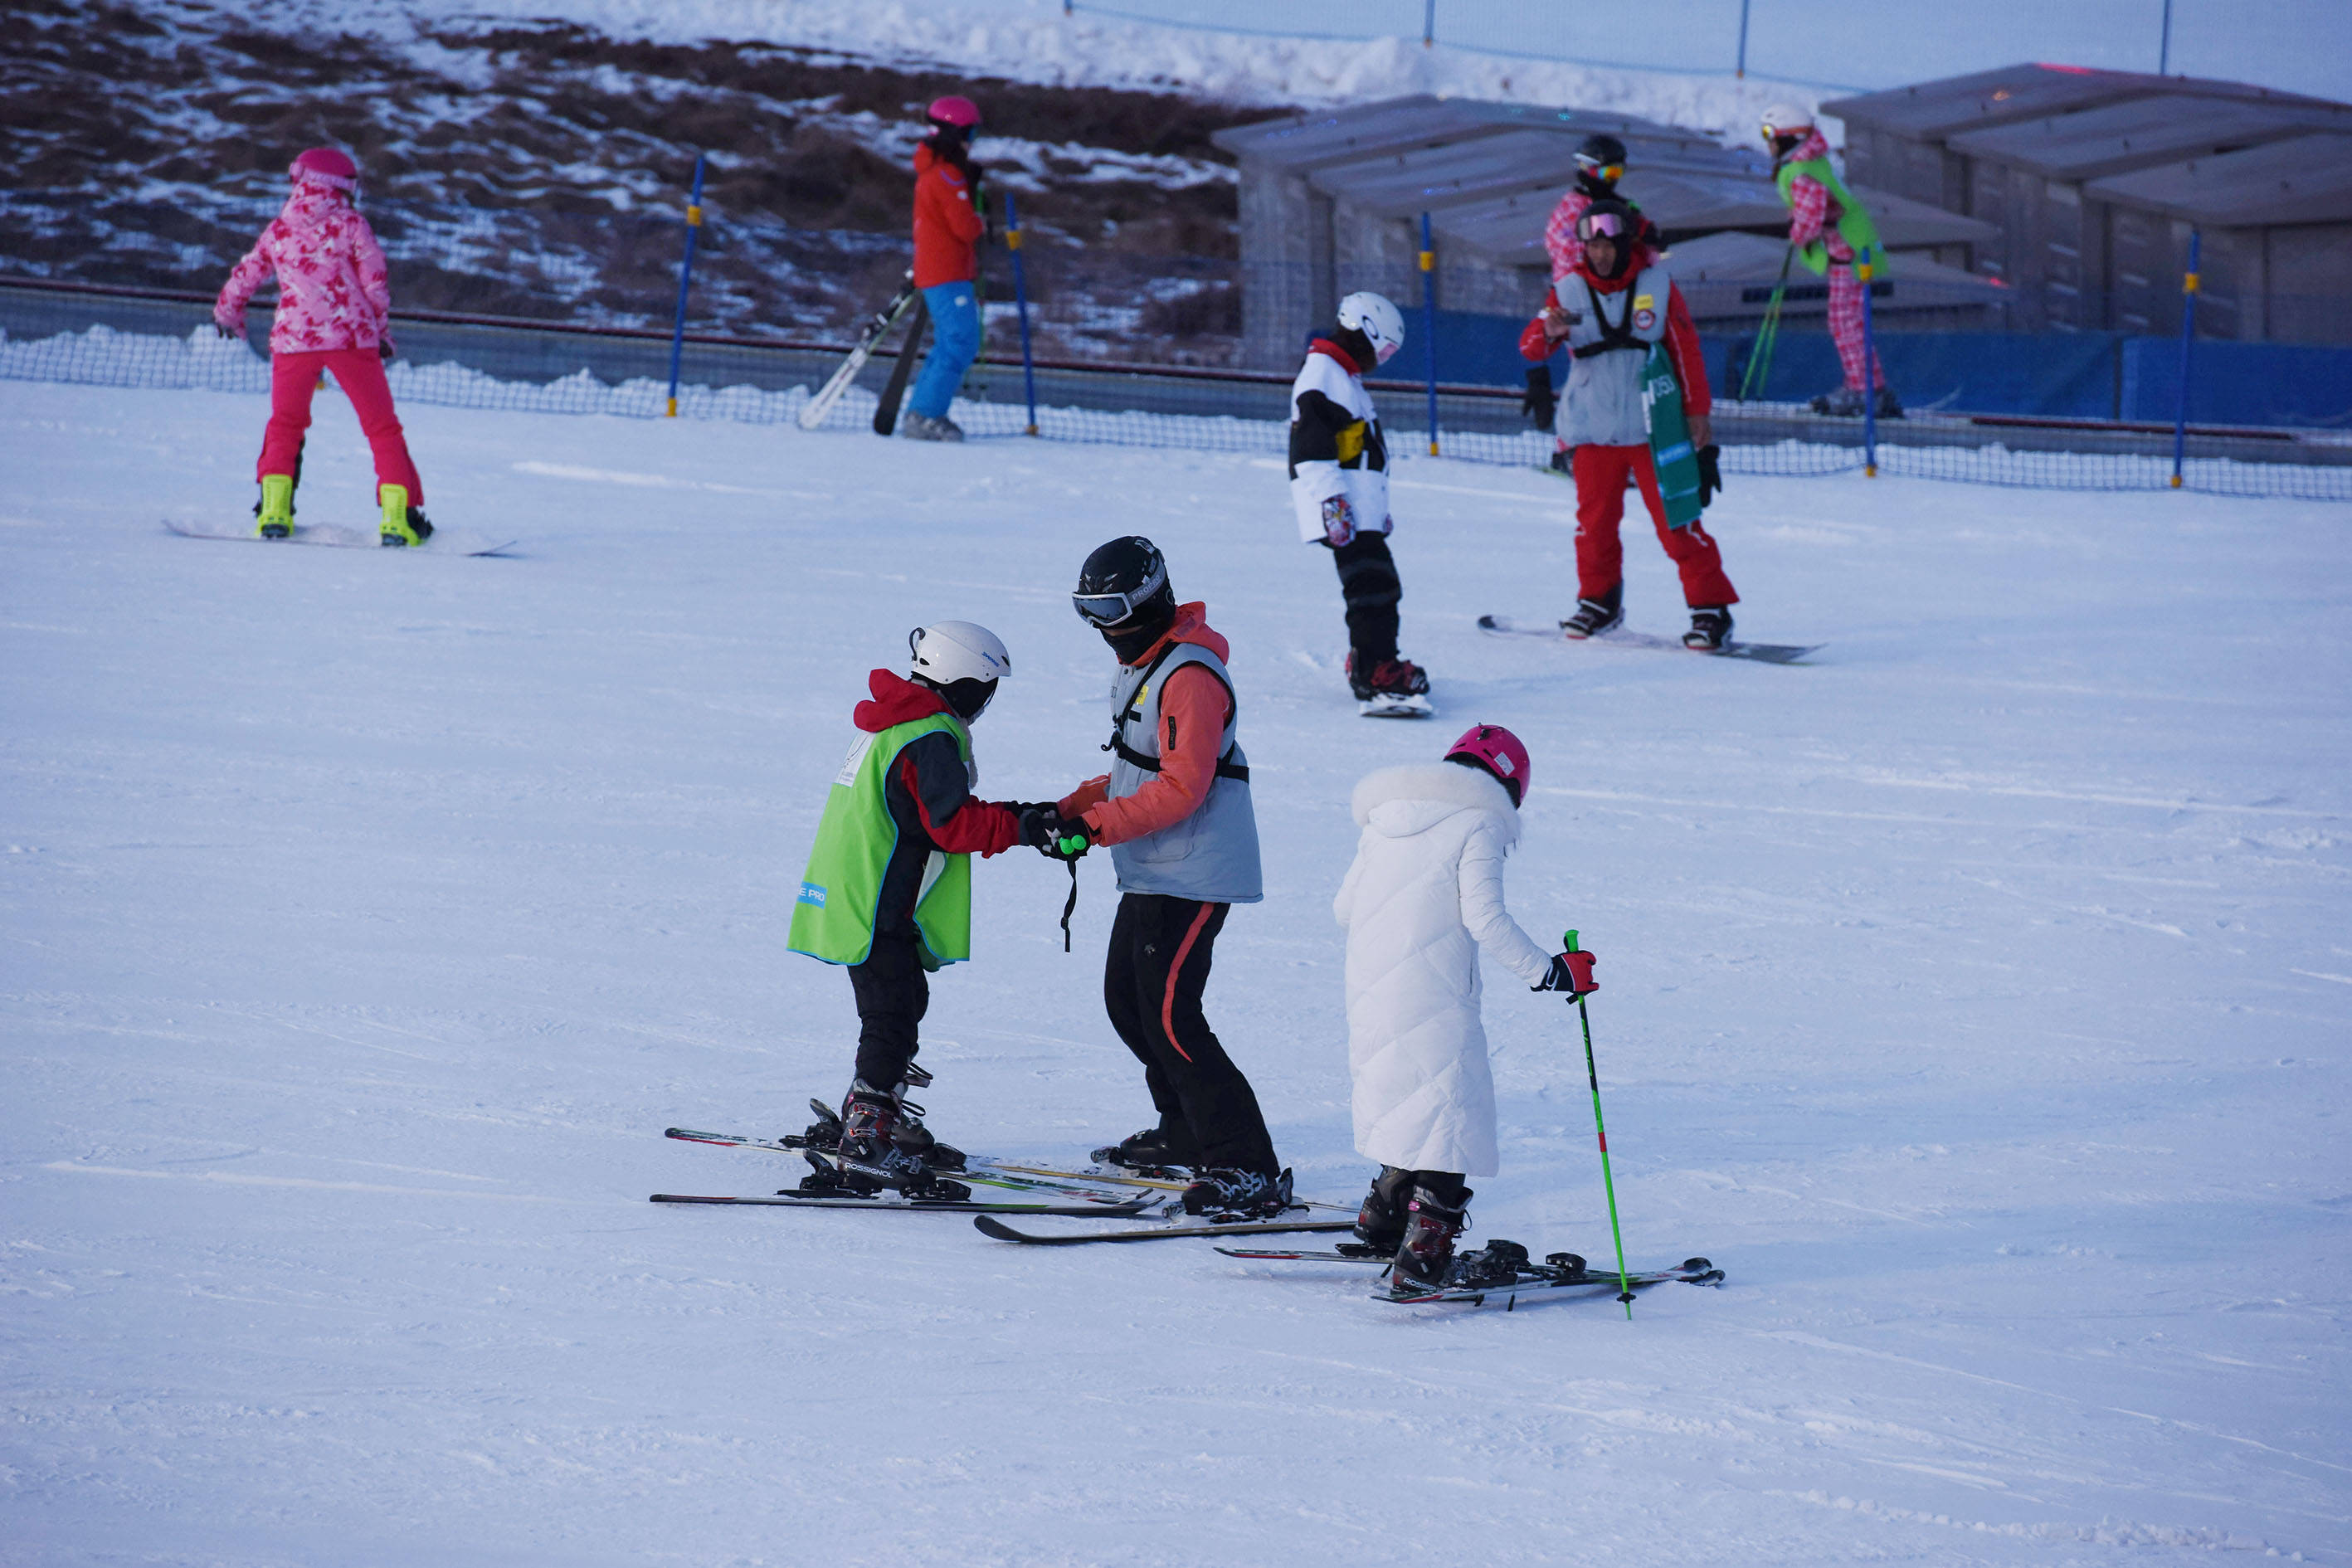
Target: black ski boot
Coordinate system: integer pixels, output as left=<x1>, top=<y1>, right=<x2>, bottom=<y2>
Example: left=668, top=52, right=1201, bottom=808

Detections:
left=1810, top=386, right=1865, bottom=417
left=1872, top=385, right=1904, bottom=420
left=825, top=1080, right=970, bottom=1199
left=1561, top=583, right=1624, bottom=640
left=1682, top=606, right=1734, bottom=651
left=1353, top=1165, right=1415, bottom=1250
left=881, top=1063, right=965, bottom=1171
left=1091, top=1124, right=1200, bottom=1172
left=1180, top=1166, right=1293, bottom=1220
left=1387, top=1183, right=1471, bottom=1294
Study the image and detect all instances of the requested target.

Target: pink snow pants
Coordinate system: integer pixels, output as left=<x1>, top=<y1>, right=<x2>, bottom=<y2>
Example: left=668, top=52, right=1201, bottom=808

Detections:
left=1826, top=262, right=1886, bottom=392
left=259, top=348, right=423, bottom=504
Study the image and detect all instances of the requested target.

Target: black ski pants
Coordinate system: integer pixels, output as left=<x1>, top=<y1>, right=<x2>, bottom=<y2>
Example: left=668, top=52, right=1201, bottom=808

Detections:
left=849, top=932, right=928, bottom=1090
left=1327, top=532, right=1401, bottom=666
left=1103, top=892, right=1278, bottom=1176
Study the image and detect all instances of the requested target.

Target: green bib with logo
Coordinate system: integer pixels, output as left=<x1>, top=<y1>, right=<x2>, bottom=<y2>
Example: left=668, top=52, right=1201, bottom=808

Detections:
left=787, top=713, right=973, bottom=970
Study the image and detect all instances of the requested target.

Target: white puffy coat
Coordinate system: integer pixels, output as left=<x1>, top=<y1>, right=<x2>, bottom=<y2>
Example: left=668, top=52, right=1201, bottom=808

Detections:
left=1332, top=763, right=1553, bottom=1176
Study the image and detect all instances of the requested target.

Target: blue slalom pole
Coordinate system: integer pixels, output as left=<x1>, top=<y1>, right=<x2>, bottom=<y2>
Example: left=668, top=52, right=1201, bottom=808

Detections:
left=1419, top=212, right=1439, bottom=456
left=665, top=152, right=705, bottom=418
left=1005, top=191, right=1040, bottom=437
left=1858, top=248, right=1879, bottom=477
left=2171, top=229, right=2201, bottom=489
left=1736, top=0, right=1751, bottom=76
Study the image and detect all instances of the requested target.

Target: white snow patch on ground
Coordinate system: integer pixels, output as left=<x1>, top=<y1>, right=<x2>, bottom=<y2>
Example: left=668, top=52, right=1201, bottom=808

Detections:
left=3, top=378, right=2350, bottom=1565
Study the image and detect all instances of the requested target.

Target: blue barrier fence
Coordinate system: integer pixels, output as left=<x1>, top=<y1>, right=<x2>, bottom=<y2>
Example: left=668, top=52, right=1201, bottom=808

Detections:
left=1429, top=310, right=2352, bottom=430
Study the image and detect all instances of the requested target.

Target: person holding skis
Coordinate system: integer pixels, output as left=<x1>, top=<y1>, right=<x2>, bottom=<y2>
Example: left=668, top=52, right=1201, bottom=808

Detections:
left=1542, top=200, right=1740, bottom=651
left=213, top=147, right=431, bottom=547
left=902, top=95, right=988, bottom=442
left=1288, top=290, right=1432, bottom=717
left=1334, top=723, right=1598, bottom=1294
left=786, top=621, right=1049, bottom=1192
left=1028, top=537, right=1288, bottom=1218
left=1761, top=105, right=1902, bottom=420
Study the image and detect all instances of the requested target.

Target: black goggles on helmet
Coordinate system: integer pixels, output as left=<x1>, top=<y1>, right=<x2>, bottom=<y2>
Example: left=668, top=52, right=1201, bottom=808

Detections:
left=1071, top=563, right=1168, bottom=627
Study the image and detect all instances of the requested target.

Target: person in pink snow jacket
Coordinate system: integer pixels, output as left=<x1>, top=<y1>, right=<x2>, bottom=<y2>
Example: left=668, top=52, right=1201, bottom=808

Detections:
left=214, top=148, right=432, bottom=545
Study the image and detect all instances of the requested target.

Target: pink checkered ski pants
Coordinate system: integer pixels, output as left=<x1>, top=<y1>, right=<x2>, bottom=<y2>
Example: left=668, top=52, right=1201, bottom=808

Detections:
left=1827, top=262, right=1885, bottom=392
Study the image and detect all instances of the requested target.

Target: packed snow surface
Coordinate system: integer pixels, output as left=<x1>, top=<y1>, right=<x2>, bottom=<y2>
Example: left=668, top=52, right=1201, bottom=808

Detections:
left=4, top=379, right=2350, bottom=1566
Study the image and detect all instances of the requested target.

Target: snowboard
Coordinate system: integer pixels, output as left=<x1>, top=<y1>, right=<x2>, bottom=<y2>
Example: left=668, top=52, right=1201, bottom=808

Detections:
left=165, top=519, right=516, bottom=556
left=1360, top=693, right=1434, bottom=719
left=1477, top=613, right=1818, bottom=665
left=1639, top=340, right=1705, bottom=529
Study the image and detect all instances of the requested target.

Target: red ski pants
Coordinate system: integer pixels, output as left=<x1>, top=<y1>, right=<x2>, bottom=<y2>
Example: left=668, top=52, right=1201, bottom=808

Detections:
left=1827, top=263, right=1886, bottom=392
left=1572, top=443, right=1738, bottom=607
left=259, top=348, right=423, bottom=504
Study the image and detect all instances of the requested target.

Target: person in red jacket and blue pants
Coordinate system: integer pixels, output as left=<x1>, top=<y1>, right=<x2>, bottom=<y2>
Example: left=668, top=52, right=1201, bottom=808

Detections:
left=903, top=96, right=987, bottom=441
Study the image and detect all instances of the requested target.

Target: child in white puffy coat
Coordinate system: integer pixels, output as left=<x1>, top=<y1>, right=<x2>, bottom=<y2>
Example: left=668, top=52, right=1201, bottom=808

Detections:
left=1332, top=723, right=1595, bottom=1291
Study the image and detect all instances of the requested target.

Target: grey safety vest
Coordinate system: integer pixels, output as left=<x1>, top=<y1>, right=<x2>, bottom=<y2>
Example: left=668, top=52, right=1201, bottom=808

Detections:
left=1103, top=641, right=1264, bottom=903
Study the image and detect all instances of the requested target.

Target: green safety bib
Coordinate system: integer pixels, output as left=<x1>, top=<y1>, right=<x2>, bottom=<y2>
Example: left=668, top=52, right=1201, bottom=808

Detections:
left=786, top=713, right=973, bottom=971
left=1775, top=155, right=1884, bottom=277
left=1640, top=343, right=1704, bottom=530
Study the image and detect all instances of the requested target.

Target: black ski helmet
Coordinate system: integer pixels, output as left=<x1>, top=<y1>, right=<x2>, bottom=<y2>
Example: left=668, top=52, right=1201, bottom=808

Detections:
left=1073, top=535, right=1172, bottom=628
left=1576, top=133, right=1629, bottom=175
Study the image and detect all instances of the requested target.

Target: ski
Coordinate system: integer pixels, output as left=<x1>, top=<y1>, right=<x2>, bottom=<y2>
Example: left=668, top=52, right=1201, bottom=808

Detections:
left=663, top=1127, right=1141, bottom=1203
left=1215, top=1243, right=1393, bottom=1263
left=164, top=519, right=515, bottom=555
left=798, top=277, right=919, bottom=431
left=872, top=294, right=929, bottom=436
left=1478, top=612, right=1818, bottom=665
left=650, top=1190, right=1161, bottom=1217
left=973, top=1214, right=1360, bottom=1245
left=1381, top=1255, right=1726, bottom=1306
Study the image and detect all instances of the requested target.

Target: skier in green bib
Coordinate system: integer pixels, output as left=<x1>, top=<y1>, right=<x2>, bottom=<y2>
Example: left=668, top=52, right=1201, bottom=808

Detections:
left=1762, top=104, right=1902, bottom=420
left=786, top=621, right=1062, bottom=1187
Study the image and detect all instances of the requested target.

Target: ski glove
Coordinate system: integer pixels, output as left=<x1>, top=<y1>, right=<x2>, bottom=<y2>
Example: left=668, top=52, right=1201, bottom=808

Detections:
left=1522, top=364, right=1556, bottom=428
left=1535, top=948, right=1599, bottom=996
left=1019, top=806, right=1090, bottom=862
left=1320, top=494, right=1356, bottom=548
left=378, top=336, right=398, bottom=363
left=1696, top=443, right=1723, bottom=508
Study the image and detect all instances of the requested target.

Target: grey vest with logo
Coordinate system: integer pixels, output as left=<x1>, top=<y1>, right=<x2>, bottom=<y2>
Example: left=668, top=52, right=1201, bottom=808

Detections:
left=1103, top=641, right=1264, bottom=904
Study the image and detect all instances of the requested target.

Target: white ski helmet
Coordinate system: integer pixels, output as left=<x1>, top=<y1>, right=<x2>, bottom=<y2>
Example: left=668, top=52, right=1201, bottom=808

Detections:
left=1760, top=104, right=1814, bottom=139
left=1337, top=290, right=1405, bottom=365
left=908, top=621, right=1012, bottom=687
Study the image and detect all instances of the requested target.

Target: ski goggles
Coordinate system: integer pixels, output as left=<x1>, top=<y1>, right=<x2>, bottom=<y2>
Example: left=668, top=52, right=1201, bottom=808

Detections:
left=1575, top=153, right=1625, bottom=184
left=1577, top=210, right=1629, bottom=241
left=1071, top=561, right=1168, bottom=627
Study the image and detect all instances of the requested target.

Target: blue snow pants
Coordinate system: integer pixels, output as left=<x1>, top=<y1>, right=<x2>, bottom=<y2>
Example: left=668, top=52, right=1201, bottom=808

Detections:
left=910, top=281, right=980, bottom=421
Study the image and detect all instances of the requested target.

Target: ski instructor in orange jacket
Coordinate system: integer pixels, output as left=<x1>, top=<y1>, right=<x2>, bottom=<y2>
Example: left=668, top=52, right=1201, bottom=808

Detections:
left=904, top=95, right=987, bottom=441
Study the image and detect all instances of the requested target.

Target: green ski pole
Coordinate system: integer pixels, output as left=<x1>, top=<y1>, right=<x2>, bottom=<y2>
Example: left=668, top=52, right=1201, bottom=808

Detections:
left=1739, top=244, right=1794, bottom=402
left=1564, top=928, right=1636, bottom=1317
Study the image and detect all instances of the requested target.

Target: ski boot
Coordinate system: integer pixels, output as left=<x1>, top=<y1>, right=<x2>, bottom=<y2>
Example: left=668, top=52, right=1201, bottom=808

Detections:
left=816, top=1079, right=971, bottom=1200
left=378, top=483, right=434, bottom=548
left=1682, top=606, right=1734, bottom=651
left=900, top=412, right=965, bottom=442
left=1809, top=386, right=1865, bottom=418
left=1546, top=447, right=1572, bottom=475
left=1561, top=583, right=1624, bottom=640
left=1872, top=385, right=1905, bottom=421
left=1091, top=1123, right=1200, bottom=1174
left=253, top=473, right=295, bottom=539
left=1180, top=1166, right=1293, bottom=1220
left=1385, top=1182, right=1471, bottom=1295
left=1347, top=653, right=1432, bottom=718
left=1352, top=1165, right=1415, bottom=1251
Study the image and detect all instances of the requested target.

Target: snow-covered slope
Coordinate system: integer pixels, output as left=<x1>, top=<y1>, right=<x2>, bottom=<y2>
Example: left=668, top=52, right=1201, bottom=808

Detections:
left=3, top=382, right=2349, bottom=1564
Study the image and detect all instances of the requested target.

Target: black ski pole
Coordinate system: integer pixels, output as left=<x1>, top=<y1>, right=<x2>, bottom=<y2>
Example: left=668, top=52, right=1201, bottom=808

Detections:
left=1564, top=928, right=1636, bottom=1317
left=1056, top=828, right=1088, bottom=953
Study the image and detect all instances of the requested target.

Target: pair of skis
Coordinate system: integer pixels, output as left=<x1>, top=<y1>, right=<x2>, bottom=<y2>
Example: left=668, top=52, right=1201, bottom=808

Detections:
left=1216, top=1242, right=1725, bottom=1307
left=796, top=277, right=929, bottom=436
left=655, top=1125, right=1351, bottom=1238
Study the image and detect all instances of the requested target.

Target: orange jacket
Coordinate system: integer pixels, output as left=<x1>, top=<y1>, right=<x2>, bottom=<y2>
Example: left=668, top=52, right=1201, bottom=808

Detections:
left=1057, top=603, right=1234, bottom=848
left=912, top=145, right=985, bottom=289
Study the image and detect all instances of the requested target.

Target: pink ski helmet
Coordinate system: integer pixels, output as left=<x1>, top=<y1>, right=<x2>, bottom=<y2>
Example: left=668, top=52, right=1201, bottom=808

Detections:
left=928, top=95, right=981, bottom=131
left=1444, top=723, right=1531, bottom=806
left=290, top=148, right=358, bottom=191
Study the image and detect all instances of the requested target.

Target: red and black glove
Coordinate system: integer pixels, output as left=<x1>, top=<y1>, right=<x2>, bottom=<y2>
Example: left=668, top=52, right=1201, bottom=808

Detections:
left=1535, top=948, right=1598, bottom=996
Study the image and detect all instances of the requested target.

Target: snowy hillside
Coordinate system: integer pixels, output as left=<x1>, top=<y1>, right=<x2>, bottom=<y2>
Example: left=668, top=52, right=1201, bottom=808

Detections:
left=4, top=378, right=2349, bottom=1563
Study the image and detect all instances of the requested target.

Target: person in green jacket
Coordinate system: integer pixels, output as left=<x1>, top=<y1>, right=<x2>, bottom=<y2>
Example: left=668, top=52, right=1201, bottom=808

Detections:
left=1762, top=105, right=1902, bottom=420
left=786, top=621, right=1063, bottom=1187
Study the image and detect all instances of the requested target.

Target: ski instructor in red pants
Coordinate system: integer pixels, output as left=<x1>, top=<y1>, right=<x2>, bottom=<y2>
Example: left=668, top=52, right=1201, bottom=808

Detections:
left=1531, top=201, right=1737, bottom=650
left=214, top=147, right=431, bottom=546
